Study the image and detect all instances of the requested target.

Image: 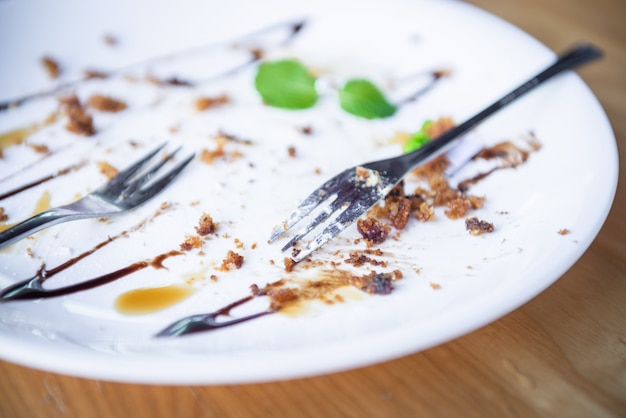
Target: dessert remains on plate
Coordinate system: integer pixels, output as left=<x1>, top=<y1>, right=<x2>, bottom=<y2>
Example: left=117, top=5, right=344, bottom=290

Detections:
left=0, top=29, right=540, bottom=335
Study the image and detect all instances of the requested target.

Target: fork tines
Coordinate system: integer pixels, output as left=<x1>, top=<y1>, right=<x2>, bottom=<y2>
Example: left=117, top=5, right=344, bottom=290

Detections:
left=104, top=142, right=195, bottom=206
left=268, top=166, right=394, bottom=263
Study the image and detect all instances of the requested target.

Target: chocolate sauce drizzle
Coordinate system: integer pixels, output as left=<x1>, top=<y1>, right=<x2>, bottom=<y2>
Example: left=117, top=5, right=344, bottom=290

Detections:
left=155, top=294, right=275, bottom=338
left=0, top=208, right=174, bottom=301
left=0, top=19, right=307, bottom=111
left=0, top=161, right=86, bottom=201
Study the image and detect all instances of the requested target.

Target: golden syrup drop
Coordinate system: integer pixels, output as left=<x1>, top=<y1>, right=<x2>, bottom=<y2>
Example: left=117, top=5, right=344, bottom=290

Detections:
left=0, top=125, right=37, bottom=152
left=115, top=285, right=195, bottom=315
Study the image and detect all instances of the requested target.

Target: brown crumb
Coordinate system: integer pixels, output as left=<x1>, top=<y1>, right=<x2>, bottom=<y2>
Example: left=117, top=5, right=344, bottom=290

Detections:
left=424, top=117, right=455, bottom=139
left=180, top=235, right=203, bottom=251
left=103, top=34, right=118, bottom=46
left=430, top=282, right=441, bottom=290
left=0, top=207, right=7, bottom=222
left=59, top=95, right=95, bottom=136
left=415, top=202, right=435, bottom=222
left=41, top=55, right=61, bottom=79
left=284, top=257, right=296, bottom=272
left=217, top=250, right=244, bottom=271
left=195, top=213, right=217, bottom=236
left=344, top=251, right=387, bottom=267
left=465, top=217, right=495, bottom=235
left=147, top=74, right=194, bottom=87
left=29, top=143, right=49, bottom=154
left=350, top=270, right=402, bottom=295
left=88, top=94, right=127, bottom=112
left=83, top=69, right=109, bottom=80
left=195, top=94, right=230, bottom=111
left=357, top=217, right=391, bottom=247
left=97, top=161, right=118, bottom=179
left=287, top=145, right=296, bottom=158
left=298, top=125, right=313, bottom=135
left=558, top=228, right=570, bottom=235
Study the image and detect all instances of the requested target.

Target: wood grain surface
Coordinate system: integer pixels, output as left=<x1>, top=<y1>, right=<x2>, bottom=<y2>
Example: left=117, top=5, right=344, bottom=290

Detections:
left=1, top=1, right=624, bottom=417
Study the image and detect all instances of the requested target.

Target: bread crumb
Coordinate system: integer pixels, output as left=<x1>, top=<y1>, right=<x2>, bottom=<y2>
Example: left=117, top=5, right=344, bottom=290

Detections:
left=465, top=217, right=495, bottom=235
left=97, top=161, right=118, bottom=179
left=195, top=213, right=217, bottom=236
left=180, top=235, right=203, bottom=251
left=195, top=94, right=230, bottom=111
left=88, top=94, right=127, bottom=112
left=217, top=250, right=244, bottom=271
left=41, top=56, right=61, bottom=79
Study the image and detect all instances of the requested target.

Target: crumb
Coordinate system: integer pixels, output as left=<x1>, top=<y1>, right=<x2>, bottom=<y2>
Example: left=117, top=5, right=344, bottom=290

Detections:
left=147, top=74, right=193, bottom=87
left=298, top=125, right=313, bottom=135
left=83, top=69, right=109, bottom=80
left=0, top=207, right=8, bottom=222
left=88, top=94, right=127, bottom=112
left=430, top=282, right=441, bottom=290
left=344, top=251, right=387, bottom=267
left=234, top=238, right=244, bottom=249
left=251, top=242, right=257, bottom=250
left=415, top=202, right=435, bottom=222
left=351, top=270, right=402, bottom=295
left=287, top=145, right=296, bottom=158
left=424, top=117, right=455, bottom=139
left=41, top=55, right=61, bottom=79
left=29, top=143, right=49, bottom=154
left=195, top=213, right=217, bottom=236
left=444, top=197, right=472, bottom=220
left=97, top=161, right=118, bottom=179
left=217, top=250, right=244, bottom=271
left=558, top=228, right=570, bottom=235
left=356, top=217, right=391, bottom=247
left=59, top=94, right=95, bottom=136
left=355, top=166, right=370, bottom=180
left=194, top=94, right=230, bottom=111
left=103, top=34, right=118, bottom=46
left=180, top=235, right=203, bottom=251
left=284, top=257, right=296, bottom=272
left=465, top=217, right=495, bottom=235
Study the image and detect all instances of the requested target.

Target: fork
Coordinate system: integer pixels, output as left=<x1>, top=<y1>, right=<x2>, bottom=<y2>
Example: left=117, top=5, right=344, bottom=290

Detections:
left=0, top=143, right=194, bottom=250
left=269, top=43, right=603, bottom=263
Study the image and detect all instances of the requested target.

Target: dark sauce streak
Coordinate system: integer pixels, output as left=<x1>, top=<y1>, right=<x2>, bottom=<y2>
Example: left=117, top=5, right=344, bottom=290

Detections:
left=395, top=69, right=450, bottom=105
left=0, top=206, right=174, bottom=301
left=0, top=251, right=182, bottom=301
left=0, top=161, right=86, bottom=201
left=156, top=294, right=275, bottom=338
left=0, top=19, right=308, bottom=111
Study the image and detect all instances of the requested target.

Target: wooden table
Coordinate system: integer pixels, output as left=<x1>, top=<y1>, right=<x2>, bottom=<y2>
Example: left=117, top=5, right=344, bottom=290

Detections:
left=1, top=1, right=624, bottom=417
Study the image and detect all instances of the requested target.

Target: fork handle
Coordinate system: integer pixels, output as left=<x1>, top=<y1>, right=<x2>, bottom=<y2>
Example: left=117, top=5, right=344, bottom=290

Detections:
left=0, top=207, right=88, bottom=250
left=401, top=43, right=603, bottom=169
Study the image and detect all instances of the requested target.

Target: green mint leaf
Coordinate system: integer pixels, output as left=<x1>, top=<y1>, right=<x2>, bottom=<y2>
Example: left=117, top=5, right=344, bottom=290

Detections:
left=403, top=119, right=433, bottom=153
left=254, top=59, right=318, bottom=109
left=338, top=79, right=397, bottom=119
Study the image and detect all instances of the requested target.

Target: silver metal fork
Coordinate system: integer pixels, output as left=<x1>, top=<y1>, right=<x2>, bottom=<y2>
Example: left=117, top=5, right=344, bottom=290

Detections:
left=269, top=43, right=603, bottom=263
left=0, top=143, right=194, bottom=249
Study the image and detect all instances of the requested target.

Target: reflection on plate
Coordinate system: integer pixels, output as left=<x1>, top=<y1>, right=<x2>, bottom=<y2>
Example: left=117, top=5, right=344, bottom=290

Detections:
left=0, top=0, right=617, bottom=384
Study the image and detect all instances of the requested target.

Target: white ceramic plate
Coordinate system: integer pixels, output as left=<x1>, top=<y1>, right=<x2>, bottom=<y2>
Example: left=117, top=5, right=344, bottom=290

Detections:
left=0, top=0, right=617, bottom=384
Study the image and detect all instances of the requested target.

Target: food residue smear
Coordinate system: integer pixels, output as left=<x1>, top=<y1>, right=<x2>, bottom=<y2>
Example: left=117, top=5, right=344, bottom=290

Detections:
left=115, top=285, right=195, bottom=314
